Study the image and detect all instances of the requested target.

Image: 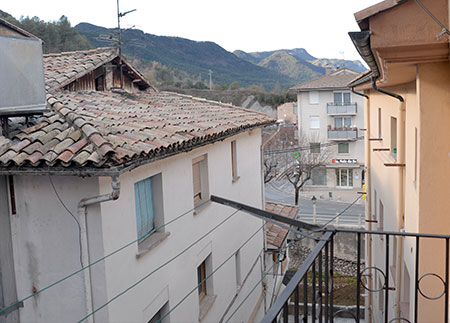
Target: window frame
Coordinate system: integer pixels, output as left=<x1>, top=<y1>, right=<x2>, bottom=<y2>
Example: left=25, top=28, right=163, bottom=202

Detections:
left=309, top=91, right=319, bottom=105
left=391, top=116, right=397, bottom=159
left=309, top=115, right=320, bottom=129
left=338, top=142, right=349, bottom=154
left=309, top=142, right=321, bottom=154
left=192, top=155, right=209, bottom=206
left=333, top=91, right=351, bottom=105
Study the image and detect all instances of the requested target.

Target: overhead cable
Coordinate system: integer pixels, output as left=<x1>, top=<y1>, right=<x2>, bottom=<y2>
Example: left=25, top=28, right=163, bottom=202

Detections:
left=0, top=199, right=210, bottom=316
left=77, top=207, right=242, bottom=323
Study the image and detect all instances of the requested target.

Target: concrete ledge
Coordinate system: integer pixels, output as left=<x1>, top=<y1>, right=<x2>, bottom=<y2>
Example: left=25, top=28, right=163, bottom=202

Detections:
left=199, top=294, right=217, bottom=321
left=136, top=231, right=170, bottom=259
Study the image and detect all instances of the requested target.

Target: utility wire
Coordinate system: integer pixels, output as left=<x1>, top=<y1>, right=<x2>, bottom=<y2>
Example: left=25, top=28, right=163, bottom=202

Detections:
left=224, top=247, right=284, bottom=322
left=0, top=199, right=210, bottom=316
left=48, top=175, right=83, bottom=267
left=157, top=223, right=266, bottom=323
left=414, top=0, right=450, bottom=38
left=264, top=136, right=364, bottom=155
left=315, top=194, right=363, bottom=229
left=77, top=207, right=242, bottom=323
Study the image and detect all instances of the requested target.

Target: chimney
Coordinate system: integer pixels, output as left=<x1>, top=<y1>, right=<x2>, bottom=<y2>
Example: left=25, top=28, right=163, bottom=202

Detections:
left=325, top=67, right=332, bottom=75
left=0, top=19, right=47, bottom=128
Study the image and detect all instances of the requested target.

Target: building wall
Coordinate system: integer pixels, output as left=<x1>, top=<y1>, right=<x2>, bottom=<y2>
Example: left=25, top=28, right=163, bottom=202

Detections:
left=98, top=130, right=265, bottom=322
left=6, top=129, right=266, bottom=322
left=366, top=61, right=450, bottom=322
left=297, top=89, right=365, bottom=189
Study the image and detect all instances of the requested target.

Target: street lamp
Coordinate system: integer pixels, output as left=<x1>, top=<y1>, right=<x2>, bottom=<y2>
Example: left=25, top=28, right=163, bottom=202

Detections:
left=311, top=195, right=317, bottom=224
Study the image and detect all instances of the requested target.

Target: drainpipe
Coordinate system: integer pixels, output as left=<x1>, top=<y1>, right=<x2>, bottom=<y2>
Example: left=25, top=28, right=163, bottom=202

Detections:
left=363, top=92, right=373, bottom=322
left=371, top=77, right=405, bottom=318
left=78, top=175, right=121, bottom=323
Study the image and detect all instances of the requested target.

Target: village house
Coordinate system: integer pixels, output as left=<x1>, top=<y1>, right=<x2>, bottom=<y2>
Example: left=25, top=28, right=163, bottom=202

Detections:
left=290, top=68, right=366, bottom=190
left=348, top=0, right=450, bottom=321
left=0, top=19, right=281, bottom=323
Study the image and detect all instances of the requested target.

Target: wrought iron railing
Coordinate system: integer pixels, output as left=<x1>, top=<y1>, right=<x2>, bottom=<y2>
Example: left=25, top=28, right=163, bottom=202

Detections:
left=262, top=228, right=450, bottom=323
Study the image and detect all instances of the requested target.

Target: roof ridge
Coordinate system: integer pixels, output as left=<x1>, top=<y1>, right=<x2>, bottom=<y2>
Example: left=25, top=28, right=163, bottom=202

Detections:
left=46, top=94, right=115, bottom=160
left=43, top=47, right=117, bottom=58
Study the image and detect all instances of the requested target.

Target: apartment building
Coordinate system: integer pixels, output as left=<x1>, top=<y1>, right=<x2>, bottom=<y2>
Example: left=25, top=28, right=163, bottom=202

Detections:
left=349, top=0, right=450, bottom=321
left=291, top=68, right=365, bottom=189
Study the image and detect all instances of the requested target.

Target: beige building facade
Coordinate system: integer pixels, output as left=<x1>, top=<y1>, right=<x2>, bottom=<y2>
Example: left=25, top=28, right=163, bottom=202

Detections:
left=350, top=0, right=450, bottom=321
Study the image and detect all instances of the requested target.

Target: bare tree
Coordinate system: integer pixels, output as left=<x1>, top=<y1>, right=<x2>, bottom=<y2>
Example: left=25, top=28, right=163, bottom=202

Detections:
left=264, top=159, right=278, bottom=183
left=278, top=134, right=330, bottom=205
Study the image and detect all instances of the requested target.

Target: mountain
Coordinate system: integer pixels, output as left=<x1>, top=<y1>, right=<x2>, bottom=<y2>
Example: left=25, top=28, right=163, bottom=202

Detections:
left=257, top=51, right=324, bottom=83
left=233, top=48, right=367, bottom=82
left=75, top=23, right=297, bottom=90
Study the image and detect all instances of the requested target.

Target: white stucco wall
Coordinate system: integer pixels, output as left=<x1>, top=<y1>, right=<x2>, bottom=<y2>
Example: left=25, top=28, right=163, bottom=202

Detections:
left=297, top=89, right=365, bottom=188
left=7, top=129, right=266, bottom=323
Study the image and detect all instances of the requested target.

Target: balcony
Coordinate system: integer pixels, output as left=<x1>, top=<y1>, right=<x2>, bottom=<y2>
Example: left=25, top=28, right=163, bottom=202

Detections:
left=327, top=103, right=357, bottom=115
left=262, top=228, right=450, bottom=323
left=327, top=129, right=358, bottom=141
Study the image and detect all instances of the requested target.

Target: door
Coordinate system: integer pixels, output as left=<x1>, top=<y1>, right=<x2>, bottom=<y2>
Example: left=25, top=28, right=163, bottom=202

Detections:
left=0, top=176, right=19, bottom=323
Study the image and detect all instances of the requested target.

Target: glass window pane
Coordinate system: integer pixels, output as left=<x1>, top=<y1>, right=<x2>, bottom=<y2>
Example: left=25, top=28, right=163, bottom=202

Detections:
left=344, top=117, right=352, bottom=127
left=349, top=169, right=353, bottom=187
left=338, top=143, right=349, bottom=153
left=343, top=92, right=351, bottom=104
left=334, top=117, right=343, bottom=128
left=334, top=92, right=342, bottom=105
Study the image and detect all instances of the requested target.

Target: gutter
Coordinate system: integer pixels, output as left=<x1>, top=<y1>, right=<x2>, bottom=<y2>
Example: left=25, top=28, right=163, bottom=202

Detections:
left=77, top=175, right=121, bottom=323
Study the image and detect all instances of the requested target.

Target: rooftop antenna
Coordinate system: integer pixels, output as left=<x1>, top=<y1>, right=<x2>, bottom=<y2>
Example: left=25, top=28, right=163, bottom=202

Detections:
left=339, top=51, right=345, bottom=72
left=116, top=0, right=136, bottom=88
left=208, top=70, right=213, bottom=90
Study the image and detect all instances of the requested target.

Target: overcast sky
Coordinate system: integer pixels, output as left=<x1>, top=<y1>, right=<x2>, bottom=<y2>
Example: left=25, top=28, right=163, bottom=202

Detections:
left=2, top=0, right=381, bottom=61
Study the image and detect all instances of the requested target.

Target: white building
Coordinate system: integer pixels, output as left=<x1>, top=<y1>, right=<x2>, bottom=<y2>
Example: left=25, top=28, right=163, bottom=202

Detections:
left=290, top=68, right=365, bottom=189
left=0, top=20, right=276, bottom=323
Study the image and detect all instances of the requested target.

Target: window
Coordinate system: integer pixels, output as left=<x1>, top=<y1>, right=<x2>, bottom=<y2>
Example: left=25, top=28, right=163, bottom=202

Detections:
left=148, top=303, right=169, bottom=323
left=379, top=200, right=384, bottom=231
left=334, top=116, right=352, bottom=129
left=310, top=142, right=320, bottom=153
left=8, top=175, right=16, bottom=215
left=309, top=91, right=319, bottom=104
left=338, top=143, right=349, bottom=154
left=198, top=260, right=207, bottom=301
left=335, top=168, right=353, bottom=187
left=235, top=250, right=242, bottom=289
left=293, top=104, right=298, bottom=114
left=333, top=92, right=351, bottom=105
left=391, top=117, right=397, bottom=158
left=192, top=155, right=209, bottom=205
left=378, top=108, right=382, bottom=138
left=310, top=116, right=320, bottom=129
left=310, top=167, right=327, bottom=186
left=231, top=140, right=238, bottom=181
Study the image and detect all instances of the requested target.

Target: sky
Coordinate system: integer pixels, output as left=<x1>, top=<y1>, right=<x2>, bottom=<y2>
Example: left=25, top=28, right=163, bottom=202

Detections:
left=2, top=0, right=381, bottom=61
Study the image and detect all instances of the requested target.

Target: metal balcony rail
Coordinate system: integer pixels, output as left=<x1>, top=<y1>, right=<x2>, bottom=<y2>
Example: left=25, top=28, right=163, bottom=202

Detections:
left=327, top=129, right=358, bottom=140
left=262, top=228, right=450, bottom=323
left=327, top=103, right=357, bottom=115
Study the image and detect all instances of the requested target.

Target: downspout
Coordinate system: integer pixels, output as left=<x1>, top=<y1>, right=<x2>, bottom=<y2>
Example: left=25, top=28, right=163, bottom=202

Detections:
left=78, top=175, right=121, bottom=323
left=371, top=77, right=405, bottom=319
left=363, top=91, right=373, bottom=323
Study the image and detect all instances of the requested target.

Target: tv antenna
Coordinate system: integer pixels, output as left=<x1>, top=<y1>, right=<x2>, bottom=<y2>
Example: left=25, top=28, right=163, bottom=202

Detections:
left=116, top=0, right=136, bottom=88
left=339, top=51, right=345, bottom=71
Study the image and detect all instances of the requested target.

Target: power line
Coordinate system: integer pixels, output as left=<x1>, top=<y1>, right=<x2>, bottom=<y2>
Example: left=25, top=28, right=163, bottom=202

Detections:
left=264, top=136, right=365, bottom=155
left=48, top=175, right=83, bottom=267
left=77, top=207, right=242, bottom=323
left=157, top=223, right=266, bottom=323
left=0, top=199, right=210, bottom=316
left=315, top=194, right=363, bottom=229
left=414, top=0, right=450, bottom=39
left=224, top=247, right=285, bottom=322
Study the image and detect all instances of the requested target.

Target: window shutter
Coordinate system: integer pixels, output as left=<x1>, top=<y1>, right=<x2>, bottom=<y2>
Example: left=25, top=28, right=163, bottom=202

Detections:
left=134, top=177, right=154, bottom=239
left=193, top=161, right=202, bottom=202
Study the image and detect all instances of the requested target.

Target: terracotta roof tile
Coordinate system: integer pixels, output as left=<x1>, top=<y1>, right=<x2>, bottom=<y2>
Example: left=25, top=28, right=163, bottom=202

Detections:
left=265, top=202, right=299, bottom=249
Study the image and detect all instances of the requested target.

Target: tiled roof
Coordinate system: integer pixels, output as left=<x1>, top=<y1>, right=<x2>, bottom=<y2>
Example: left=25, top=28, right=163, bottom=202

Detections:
left=43, top=47, right=154, bottom=91
left=265, top=202, right=298, bottom=248
left=290, top=68, right=362, bottom=91
left=0, top=90, right=274, bottom=171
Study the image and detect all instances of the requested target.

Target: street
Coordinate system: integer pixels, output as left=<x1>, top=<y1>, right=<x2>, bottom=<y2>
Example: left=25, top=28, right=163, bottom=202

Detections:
left=265, top=180, right=365, bottom=226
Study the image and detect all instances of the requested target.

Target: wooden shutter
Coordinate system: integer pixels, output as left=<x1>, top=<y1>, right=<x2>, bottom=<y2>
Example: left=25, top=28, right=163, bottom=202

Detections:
left=134, top=177, right=155, bottom=239
left=192, top=161, right=202, bottom=203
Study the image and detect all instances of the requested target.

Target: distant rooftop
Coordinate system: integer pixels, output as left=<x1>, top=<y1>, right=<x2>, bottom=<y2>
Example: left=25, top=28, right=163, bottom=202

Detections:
left=290, top=68, right=362, bottom=91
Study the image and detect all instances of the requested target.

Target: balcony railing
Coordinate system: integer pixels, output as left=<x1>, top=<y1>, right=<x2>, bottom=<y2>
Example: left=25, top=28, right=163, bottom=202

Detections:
left=327, top=129, right=358, bottom=140
left=262, top=228, right=450, bottom=323
left=327, top=103, right=357, bottom=115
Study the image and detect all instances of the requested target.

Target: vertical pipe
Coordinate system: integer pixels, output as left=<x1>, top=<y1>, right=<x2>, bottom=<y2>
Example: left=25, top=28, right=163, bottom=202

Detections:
left=319, top=250, right=323, bottom=323
left=385, top=234, right=390, bottom=323
left=414, top=237, right=420, bottom=322
left=294, top=285, right=299, bottom=323
left=357, top=232, right=361, bottom=321
left=312, top=260, right=317, bottom=321
left=445, top=238, right=449, bottom=323
left=330, top=236, right=334, bottom=323
left=78, top=207, right=94, bottom=323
